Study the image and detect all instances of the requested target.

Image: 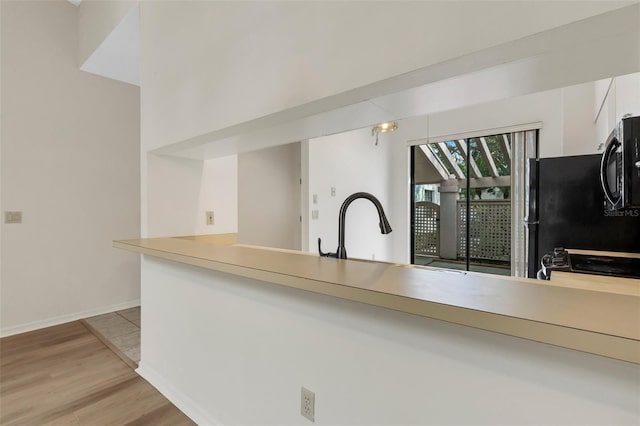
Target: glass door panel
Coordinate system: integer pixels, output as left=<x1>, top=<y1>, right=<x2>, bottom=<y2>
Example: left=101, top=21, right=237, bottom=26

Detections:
left=466, top=137, right=512, bottom=275
left=411, top=131, right=536, bottom=276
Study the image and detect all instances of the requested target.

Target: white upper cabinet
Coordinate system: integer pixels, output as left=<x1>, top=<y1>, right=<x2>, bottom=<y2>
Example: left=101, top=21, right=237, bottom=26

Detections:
left=615, top=73, right=640, bottom=122
left=594, top=72, right=640, bottom=153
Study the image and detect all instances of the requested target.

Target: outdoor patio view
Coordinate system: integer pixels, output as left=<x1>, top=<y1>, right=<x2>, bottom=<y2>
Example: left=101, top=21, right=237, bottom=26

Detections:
left=412, top=133, right=513, bottom=275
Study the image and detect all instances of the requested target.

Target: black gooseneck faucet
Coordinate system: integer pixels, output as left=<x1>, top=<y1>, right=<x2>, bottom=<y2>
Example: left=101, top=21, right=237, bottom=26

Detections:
left=318, top=192, right=392, bottom=259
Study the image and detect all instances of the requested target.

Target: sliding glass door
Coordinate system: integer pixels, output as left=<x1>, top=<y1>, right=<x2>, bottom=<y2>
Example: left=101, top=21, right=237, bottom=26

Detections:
left=411, top=130, right=537, bottom=276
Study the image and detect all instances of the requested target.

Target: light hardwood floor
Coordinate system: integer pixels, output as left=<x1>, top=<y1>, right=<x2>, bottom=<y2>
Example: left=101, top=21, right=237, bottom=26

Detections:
left=0, top=321, right=194, bottom=425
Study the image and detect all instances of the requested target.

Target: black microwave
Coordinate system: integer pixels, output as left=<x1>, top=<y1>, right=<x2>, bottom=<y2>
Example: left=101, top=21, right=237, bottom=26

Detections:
left=600, top=115, right=640, bottom=210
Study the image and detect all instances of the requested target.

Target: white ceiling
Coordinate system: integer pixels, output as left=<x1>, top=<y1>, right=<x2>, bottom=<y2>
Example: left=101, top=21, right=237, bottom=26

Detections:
left=67, top=0, right=82, bottom=6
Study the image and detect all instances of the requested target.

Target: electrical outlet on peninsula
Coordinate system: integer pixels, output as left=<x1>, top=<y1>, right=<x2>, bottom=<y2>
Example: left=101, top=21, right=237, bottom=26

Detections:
left=301, top=387, right=315, bottom=422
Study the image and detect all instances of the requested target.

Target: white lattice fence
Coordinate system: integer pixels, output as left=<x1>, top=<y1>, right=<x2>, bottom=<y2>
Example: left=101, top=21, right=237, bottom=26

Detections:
left=457, top=201, right=510, bottom=262
left=414, top=202, right=439, bottom=256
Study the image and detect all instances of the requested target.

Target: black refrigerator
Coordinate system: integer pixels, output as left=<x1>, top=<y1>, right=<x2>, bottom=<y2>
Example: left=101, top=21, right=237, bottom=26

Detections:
left=527, top=154, right=640, bottom=278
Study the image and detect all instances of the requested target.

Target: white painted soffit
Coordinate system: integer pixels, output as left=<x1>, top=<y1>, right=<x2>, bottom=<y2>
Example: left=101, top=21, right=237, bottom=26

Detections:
left=80, top=4, right=139, bottom=86
left=152, top=3, right=640, bottom=160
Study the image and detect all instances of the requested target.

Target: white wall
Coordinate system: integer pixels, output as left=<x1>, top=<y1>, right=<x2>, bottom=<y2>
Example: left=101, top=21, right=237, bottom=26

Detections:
left=198, top=157, right=238, bottom=237
left=595, top=78, right=616, bottom=149
left=428, top=89, right=564, bottom=158
left=146, top=154, right=237, bottom=238
left=306, top=116, right=423, bottom=264
left=308, top=128, right=395, bottom=262
left=562, top=82, right=598, bottom=156
left=139, top=257, right=640, bottom=426
left=1, top=0, right=140, bottom=336
left=139, top=1, right=632, bottom=152
left=238, top=143, right=301, bottom=250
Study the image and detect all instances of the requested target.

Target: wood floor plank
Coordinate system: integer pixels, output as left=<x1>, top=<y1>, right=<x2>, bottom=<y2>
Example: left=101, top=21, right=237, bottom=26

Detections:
left=0, top=321, right=195, bottom=426
left=73, top=378, right=175, bottom=425
left=41, top=412, right=81, bottom=426
left=123, top=402, right=195, bottom=426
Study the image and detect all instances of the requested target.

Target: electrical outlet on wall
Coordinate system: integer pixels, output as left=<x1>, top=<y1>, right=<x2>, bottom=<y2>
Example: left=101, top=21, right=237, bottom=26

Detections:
left=206, top=211, right=214, bottom=225
left=301, top=387, right=315, bottom=422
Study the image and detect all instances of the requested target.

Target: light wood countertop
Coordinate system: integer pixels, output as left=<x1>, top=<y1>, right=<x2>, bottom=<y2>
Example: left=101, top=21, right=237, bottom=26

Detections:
left=114, top=236, right=640, bottom=364
left=548, top=271, right=640, bottom=296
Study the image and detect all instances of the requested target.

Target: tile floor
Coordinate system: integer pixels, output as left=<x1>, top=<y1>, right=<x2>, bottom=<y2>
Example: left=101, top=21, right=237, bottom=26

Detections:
left=85, top=307, right=141, bottom=363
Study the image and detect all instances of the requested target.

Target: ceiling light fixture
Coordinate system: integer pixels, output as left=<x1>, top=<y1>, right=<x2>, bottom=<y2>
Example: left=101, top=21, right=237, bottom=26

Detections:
left=372, top=121, right=398, bottom=146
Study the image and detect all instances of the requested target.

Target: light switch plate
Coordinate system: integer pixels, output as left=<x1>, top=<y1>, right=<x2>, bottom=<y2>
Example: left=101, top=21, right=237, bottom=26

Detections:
left=311, top=210, right=319, bottom=220
left=5, top=211, right=22, bottom=224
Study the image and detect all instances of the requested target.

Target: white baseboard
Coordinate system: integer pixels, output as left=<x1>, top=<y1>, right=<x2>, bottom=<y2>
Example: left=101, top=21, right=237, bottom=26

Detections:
left=0, top=299, right=141, bottom=338
left=136, top=362, right=221, bottom=426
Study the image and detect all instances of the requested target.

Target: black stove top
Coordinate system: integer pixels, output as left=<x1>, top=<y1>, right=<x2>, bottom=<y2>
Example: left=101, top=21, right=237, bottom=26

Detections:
left=569, top=254, right=640, bottom=279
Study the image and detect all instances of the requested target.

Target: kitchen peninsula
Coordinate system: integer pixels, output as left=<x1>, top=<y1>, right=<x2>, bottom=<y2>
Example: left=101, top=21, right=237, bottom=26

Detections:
left=115, top=235, right=639, bottom=364
left=115, top=234, right=639, bottom=424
